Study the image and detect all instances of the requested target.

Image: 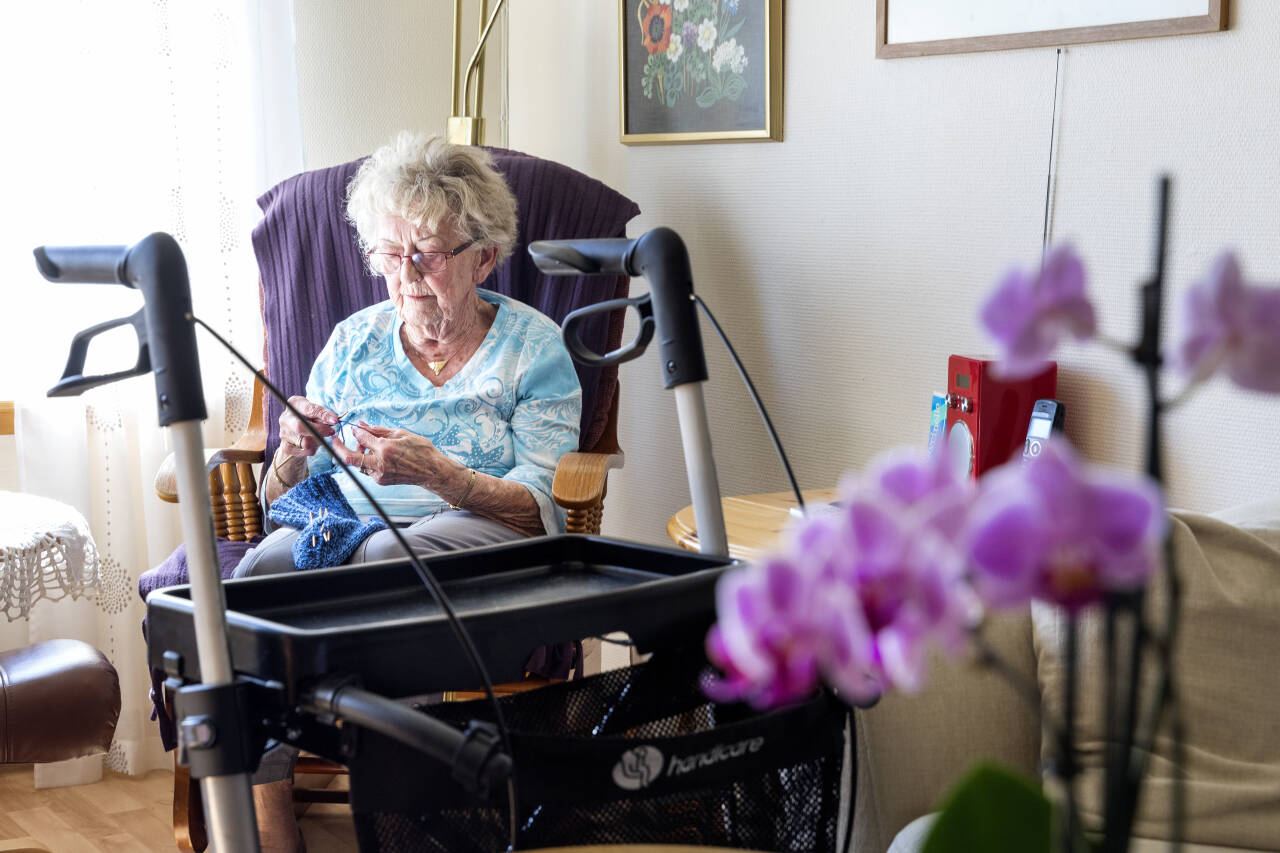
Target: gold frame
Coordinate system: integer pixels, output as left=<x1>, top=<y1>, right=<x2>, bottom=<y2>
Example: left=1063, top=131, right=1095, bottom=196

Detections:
left=876, top=0, right=1227, bottom=59
left=619, top=0, right=784, bottom=145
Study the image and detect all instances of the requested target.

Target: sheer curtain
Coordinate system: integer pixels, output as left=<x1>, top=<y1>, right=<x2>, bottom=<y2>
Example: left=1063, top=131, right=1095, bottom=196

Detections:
left=0, top=0, right=302, bottom=783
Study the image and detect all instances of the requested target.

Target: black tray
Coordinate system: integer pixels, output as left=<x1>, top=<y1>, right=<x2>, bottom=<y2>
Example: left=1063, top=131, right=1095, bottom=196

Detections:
left=146, top=534, right=735, bottom=700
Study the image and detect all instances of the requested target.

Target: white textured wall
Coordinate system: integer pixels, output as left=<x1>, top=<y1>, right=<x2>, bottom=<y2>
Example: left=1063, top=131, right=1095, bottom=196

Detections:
left=507, top=1, right=1280, bottom=547
left=293, top=0, right=505, bottom=169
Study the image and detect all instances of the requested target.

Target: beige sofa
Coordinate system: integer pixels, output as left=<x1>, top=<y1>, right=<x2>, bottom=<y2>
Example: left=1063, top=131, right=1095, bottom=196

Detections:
left=850, top=500, right=1280, bottom=853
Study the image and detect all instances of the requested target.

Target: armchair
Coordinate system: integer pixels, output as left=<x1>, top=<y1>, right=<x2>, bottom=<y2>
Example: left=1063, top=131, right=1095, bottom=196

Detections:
left=143, top=148, right=639, bottom=852
left=153, top=147, right=639, bottom=540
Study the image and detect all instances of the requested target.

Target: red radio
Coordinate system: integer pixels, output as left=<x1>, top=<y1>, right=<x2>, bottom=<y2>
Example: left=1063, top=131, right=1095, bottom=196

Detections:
left=945, top=355, right=1057, bottom=479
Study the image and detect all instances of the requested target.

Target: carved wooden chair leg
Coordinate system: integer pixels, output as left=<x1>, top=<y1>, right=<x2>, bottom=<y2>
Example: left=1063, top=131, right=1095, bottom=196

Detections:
left=237, top=461, right=263, bottom=539
left=208, top=468, right=228, bottom=541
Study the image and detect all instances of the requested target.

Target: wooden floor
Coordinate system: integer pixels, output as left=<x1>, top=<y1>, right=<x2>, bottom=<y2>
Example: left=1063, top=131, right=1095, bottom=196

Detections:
left=0, top=765, right=357, bottom=852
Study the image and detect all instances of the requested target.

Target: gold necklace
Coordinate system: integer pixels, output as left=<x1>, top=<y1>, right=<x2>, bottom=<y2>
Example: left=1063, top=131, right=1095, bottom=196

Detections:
left=427, top=358, right=449, bottom=375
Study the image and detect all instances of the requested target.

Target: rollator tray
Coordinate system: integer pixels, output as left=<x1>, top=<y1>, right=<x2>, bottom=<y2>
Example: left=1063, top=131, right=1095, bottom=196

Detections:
left=146, top=534, right=735, bottom=699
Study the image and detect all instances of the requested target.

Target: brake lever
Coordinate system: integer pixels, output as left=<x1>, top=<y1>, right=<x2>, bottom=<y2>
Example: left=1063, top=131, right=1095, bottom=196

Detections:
left=48, top=307, right=151, bottom=397
left=561, top=296, right=654, bottom=367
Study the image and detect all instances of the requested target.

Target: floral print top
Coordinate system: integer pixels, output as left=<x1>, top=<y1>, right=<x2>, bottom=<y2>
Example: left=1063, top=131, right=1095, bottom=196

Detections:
left=305, top=289, right=581, bottom=532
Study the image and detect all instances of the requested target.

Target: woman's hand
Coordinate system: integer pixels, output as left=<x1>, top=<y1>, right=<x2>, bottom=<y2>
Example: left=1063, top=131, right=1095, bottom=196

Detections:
left=334, top=421, right=444, bottom=488
left=341, top=421, right=544, bottom=536
left=278, top=396, right=340, bottom=457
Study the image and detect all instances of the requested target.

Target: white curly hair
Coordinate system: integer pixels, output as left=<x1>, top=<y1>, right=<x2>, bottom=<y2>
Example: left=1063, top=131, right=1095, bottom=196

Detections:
left=345, top=132, right=518, bottom=268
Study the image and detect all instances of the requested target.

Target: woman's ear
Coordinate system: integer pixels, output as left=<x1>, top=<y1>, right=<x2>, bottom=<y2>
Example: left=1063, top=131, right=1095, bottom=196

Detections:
left=473, top=245, right=499, bottom=283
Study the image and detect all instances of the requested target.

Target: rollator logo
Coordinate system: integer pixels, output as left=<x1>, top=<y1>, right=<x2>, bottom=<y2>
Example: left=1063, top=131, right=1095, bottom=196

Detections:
left=665, top=736, right=765, bottom=777
left=612, top=745, right=665, bottom=790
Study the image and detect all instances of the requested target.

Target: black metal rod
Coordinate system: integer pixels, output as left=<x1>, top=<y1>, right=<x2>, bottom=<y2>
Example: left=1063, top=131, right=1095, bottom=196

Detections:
left=1107, top=176, right=1172, bottom=853
left=302, top=682, right=511, bottom=791
left=1061, top=612, right=1079, bottom=853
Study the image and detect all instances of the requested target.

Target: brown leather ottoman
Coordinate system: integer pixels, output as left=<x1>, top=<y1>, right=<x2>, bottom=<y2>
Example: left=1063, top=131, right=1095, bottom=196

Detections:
left=0, top=639, right=120, bottom=764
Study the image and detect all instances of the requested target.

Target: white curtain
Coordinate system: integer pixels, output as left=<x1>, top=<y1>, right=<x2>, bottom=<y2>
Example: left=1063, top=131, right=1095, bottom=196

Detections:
left=0, top=0, right=302, bottom=782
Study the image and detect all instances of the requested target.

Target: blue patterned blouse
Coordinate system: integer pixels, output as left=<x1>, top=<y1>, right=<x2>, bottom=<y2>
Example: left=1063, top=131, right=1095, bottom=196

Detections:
left=304, top=289, right=582, bottom=532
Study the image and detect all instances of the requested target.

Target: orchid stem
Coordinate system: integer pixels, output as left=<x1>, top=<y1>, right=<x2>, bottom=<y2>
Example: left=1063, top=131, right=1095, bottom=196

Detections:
left=1061, top=612, right=1080, bottom=853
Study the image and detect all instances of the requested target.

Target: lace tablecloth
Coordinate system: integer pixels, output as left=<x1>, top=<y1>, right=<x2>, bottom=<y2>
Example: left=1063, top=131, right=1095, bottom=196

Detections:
left=0, top=491, right=101, bottom=622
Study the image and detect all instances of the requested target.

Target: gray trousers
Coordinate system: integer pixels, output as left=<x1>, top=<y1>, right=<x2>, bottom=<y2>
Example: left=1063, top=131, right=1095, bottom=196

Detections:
left=237, top=510, right=528, bottom=783
left=232, top=509, right=527, bottom=578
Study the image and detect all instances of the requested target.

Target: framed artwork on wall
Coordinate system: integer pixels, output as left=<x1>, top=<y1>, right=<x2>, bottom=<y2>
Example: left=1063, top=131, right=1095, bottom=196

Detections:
left=619, top=0, right=783, bottom=145
left=876, top=0, right=1227, bottom=59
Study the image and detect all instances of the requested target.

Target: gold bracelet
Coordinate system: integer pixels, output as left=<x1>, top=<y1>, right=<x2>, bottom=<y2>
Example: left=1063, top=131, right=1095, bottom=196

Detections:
left=449, top=468, right=477, bottom=510
left=272, top=450, right=299, bottom=489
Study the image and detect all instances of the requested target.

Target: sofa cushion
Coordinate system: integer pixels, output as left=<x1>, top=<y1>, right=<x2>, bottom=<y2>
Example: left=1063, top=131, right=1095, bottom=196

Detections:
left=854, top=609, right=1042, bottom=853
left=1033, top=499, right=1280, bottom=849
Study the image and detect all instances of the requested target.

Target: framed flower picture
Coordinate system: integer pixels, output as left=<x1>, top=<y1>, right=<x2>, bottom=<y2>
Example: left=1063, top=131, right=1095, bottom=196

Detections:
left=619, top=0, right=783, bottom=145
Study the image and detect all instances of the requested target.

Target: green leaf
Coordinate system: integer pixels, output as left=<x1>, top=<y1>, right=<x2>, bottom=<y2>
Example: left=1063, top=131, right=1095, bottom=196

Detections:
left=922, top=763, right=1051, bottom=853
left=696, top=86, right=720, bottom=108
left=723, top=74, right=746, bottom=101
left=721, top=18, right=745, bottom=42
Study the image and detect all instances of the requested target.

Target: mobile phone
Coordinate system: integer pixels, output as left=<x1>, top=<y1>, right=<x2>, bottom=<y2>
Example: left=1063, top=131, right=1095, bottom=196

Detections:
left=1023, top=399, right=1065, bottom=462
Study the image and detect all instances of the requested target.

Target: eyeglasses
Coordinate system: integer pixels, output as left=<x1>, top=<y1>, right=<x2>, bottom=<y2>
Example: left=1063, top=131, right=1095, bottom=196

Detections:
left=367, top=240, right=474, bottom=276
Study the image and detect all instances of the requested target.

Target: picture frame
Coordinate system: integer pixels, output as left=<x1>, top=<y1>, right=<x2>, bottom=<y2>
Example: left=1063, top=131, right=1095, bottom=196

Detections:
left=619, top=0, right=783, bottom=145
left=876, top=0, right=1228, bottom=59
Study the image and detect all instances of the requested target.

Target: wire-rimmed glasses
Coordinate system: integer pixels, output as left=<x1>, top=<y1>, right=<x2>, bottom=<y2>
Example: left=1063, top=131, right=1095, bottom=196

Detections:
left=366, top=240, right=474, bottom=277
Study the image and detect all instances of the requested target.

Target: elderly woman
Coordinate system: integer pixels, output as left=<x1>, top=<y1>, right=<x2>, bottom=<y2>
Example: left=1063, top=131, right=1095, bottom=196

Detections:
left=235, top=133, right=581, bottom=852
left=232, top=132, right=580, bottom=579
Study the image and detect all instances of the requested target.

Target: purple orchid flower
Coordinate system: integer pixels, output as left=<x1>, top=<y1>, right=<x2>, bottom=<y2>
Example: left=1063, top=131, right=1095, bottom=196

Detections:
left=706, top=449, right=978, bottom=709
left=1172, top=252, right=1280, bottom=394
left=966, top=441, right=1165, bottom=612
left=980, top=245, right=1097, bottom=380
left=705, top=532, right=880, bottom=709
left=838, top=451, right=980, bottom=680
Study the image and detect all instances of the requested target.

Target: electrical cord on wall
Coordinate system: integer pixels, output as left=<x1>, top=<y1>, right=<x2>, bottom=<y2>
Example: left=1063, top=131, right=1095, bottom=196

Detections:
left=693, top=294, right=806, bottom=512
left=1041, top=47, right=1065, bottom=266
left=191, top=315, right=520, bottom=851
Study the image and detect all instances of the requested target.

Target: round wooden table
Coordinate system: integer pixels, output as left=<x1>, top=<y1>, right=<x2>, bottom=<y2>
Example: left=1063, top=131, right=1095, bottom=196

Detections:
left=666, top=488, right=837, bottom=562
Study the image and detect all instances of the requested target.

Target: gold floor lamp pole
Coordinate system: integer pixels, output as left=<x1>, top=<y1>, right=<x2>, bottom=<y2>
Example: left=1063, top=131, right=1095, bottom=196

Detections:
left=447, top=0, right=507, bottom=145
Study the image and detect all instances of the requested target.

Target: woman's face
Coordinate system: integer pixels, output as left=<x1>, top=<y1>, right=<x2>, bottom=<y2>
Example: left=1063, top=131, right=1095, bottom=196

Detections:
left=374, top=216, right=497, bottom=336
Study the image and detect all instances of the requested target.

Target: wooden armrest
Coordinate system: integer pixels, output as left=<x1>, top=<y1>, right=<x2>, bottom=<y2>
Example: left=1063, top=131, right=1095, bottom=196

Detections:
left=153, top=443, right=266, bottom=503
left=552, top=450, right=624, bottom=510
left=154, top=375, right=268, bottom=542
left=154, top=374, right=268, bottom=503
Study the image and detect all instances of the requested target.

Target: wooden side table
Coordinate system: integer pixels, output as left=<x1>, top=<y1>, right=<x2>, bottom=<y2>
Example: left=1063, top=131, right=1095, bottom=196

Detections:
left=666, top=488, right=837, bottom=562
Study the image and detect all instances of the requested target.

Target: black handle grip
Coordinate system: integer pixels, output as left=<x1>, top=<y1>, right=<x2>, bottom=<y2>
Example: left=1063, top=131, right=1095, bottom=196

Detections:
left=33, top=245, right=131, bottom=285
left=528, top=238, right=636, bottom=276
left=562, top=296, right=654, bottom=367
left=48, top=309, right=152, bottom=397
left=528, top=229, right=707, bottom=389
left=34, top=233, right=206, bottom=425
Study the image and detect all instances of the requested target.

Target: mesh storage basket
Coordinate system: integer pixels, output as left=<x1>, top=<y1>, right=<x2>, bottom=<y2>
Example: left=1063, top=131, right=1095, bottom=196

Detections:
left=346, top=648, right=850, bottom=852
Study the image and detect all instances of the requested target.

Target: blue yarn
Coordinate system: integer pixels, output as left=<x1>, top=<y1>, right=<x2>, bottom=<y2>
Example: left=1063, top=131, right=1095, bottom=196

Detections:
left=268, top=473, right=387, bottom=570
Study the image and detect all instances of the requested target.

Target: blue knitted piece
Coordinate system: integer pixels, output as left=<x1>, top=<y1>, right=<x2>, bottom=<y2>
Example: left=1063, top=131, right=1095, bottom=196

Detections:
left=268, top=473, right=387, bottom=570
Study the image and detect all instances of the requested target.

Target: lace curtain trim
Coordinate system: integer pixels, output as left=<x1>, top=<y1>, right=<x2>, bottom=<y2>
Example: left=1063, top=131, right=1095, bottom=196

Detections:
left=0, top=493, right=101, bottom=621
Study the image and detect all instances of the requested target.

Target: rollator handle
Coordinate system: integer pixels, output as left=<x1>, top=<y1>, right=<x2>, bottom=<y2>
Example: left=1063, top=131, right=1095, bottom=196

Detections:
left=34, top=233, right=206, bottom=425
